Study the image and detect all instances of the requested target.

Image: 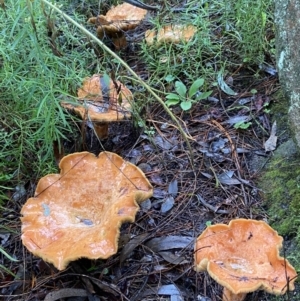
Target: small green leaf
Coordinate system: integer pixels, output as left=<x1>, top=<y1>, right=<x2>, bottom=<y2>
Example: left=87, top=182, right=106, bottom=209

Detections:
left=188, top=78, right=204, bottom=97
left=205, top=221, right=212, bottom=227
left=180, top=100, right=192, bottom=111
left=166, top=93, right=180, bottom=100
left=195, top=90, right=213, bottom=100
left=165, top=74, right=175, bottom=83
left=166, top=99, right=180, bottom=107
left=175, top=81, right=187, bottom=97
left=234, top=121, right=252, bottom=129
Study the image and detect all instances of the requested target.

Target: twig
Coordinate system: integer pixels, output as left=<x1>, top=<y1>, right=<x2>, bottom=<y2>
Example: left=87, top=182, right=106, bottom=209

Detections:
left=210, top=120, right=248, bottom=205
left=44, top=288, right=87, bottom=301
left=124, top=0, right=159, bottom=10
left=196, top=194, right=229, bottom=214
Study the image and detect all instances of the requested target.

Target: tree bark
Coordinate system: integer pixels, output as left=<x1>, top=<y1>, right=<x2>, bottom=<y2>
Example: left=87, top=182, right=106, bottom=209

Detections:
left=275, top=0, right=300, bottom=147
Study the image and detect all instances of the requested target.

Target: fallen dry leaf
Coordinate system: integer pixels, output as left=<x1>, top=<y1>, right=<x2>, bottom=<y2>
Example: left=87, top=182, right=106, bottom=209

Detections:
left=264, top=121, right=277, bottom=151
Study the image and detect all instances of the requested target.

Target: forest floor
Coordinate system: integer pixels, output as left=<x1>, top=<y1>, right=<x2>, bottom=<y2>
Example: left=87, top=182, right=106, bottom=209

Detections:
left=1, top=0, right=298, bottom=300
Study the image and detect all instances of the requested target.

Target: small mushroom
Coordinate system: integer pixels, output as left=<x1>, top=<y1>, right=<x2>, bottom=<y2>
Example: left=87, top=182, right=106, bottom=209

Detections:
left=88, top=3, right=147, bottom=50
left=61, top=74, right=133, bottom=139
left=21, top=151, right=153, bottom=270
left=145, top=24, right=197, bottom=46
left=194, top=219, right=297, bottom=301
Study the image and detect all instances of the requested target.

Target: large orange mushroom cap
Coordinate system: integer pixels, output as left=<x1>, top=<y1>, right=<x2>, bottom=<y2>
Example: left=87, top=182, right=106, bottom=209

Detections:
left=63, top=74, right=133, bottom=122
left=88, top=3, right=147, bottom=33
left=21, top=151, right=153, bottom=270
left=61, top=74, right=133, bottom=139
left=88, top=3, right=147, bottom=49
left=194, top=219, right=297, bottom=300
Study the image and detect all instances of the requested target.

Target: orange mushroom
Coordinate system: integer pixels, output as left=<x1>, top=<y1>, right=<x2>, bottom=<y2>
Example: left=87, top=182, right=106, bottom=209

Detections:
left=61, top=74, right=133, bottom=139
left=145, top=24, right=197, bottom=46
left=88, top=3, right=147, bottom=50
left=21, top=151, right=153, bottom=270
left=194, top=219, right=297, bottom=301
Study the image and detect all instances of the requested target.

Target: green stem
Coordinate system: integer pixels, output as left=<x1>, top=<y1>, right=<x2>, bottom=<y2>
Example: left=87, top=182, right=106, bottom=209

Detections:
left=40, top=0, right=194, bottom=166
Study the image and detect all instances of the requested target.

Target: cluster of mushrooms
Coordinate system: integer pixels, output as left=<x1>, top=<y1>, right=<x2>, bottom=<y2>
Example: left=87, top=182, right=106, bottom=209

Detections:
left=20, top=3, right=297, bottom=300
left=21, top=172, right=298, bottom=299
left=88, top=3, right=197, bottom=50
left=20, top=86, right=298, bottom=301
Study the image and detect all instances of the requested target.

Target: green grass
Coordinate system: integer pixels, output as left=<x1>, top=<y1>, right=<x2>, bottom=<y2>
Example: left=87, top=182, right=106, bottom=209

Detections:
left=0, top=0, right=109, bottom=204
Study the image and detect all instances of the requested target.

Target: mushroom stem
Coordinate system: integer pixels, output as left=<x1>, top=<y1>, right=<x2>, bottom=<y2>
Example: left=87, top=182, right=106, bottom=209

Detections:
left=222, top=288, right=247, bottom=301
left=93, top=122, right=108, bottom=139
left=112, top=34, right=127, bottom=50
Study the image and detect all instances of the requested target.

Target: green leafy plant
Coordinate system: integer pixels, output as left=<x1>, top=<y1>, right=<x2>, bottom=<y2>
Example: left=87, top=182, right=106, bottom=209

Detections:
left=234, top=121, right=252, bottom=129
left=165, top=78, right=212, bottom=111
left=263, top=102, right=271, bottom=114
left=144, top=126, right=156, bottom=136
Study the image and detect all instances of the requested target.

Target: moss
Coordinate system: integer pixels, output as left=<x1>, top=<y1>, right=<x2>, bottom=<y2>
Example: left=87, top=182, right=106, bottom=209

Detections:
left=259, top=90, right=300, bottom=277
left=261, top=156, right=300, bottom=236
left=259, top=153, right=300, bottom=300
left=255, top=89, right=300, bottom=301
left=259, top=92, right=300, bottom=273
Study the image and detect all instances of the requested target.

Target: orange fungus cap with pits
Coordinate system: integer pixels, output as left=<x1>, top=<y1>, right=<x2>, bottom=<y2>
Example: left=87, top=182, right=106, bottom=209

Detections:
left=194, top=219, right=297, bottom=297
left=21, top=151, right=153, bottom=270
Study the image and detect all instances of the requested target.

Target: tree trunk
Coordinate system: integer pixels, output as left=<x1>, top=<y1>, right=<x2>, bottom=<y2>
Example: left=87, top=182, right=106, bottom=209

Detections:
left=275, top=0, right=300, bottom=147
